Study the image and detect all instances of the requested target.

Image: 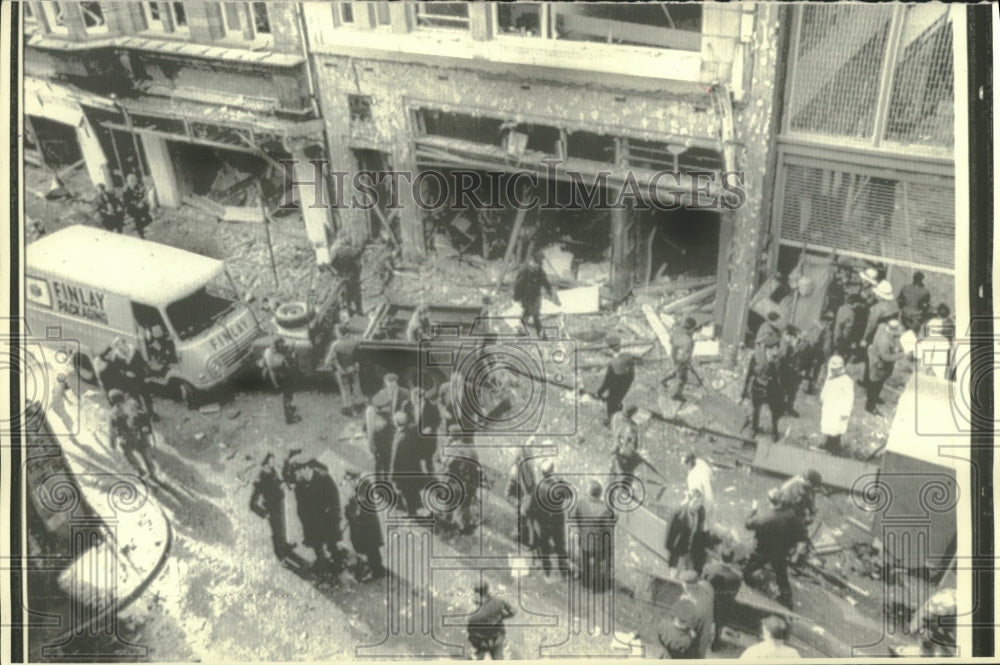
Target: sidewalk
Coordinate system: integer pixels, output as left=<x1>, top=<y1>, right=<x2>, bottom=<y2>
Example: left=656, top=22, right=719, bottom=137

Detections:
left=38, top=363, right=172, bottom=639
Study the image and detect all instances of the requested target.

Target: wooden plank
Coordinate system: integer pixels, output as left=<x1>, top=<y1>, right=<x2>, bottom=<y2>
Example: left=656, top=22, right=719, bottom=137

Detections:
left=661, top=284, right=716, bottom=314
left=633, top=275, right=717, bottom=296
left=751, top=442, right=879, bottom=492
left=641, top=304, right=673, bottom=355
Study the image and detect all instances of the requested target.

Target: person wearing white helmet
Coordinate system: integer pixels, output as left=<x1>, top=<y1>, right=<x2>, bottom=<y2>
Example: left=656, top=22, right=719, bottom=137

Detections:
left=862, top=280, right=900, bottom=346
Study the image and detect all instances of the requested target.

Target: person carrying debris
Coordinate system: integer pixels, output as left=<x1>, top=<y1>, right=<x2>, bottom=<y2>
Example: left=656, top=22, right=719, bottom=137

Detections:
left=819, top=355, right=854, bottom=453
left=250, top=452, right=293, bottom=560
left=512, top=250, right=559, bottom=337
left=467, top=582, right=516, bottom=660
left=596, top=335, right=636, bottom=426
left=261, top=337, right=300, bottom=424
left=742, top=334, right=783, bottom=442
left=330, top=235, right=364, bottom=316
left=864, top=319, right=904, bottom=415
left=94, top=183, right=123, bottom=233
left=122, top=173, right=152, bottom=239
left=743, top=498, right=807, bottom=610
left=344, top=471, right=386, bottom=582
left=669, top=318, right=698, bottom=401
left=405, top=304, right=433, bottom=343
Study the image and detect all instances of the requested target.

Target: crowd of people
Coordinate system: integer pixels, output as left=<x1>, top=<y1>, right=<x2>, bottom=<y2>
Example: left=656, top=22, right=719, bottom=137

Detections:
left=93, top=173, right=154, bottom=238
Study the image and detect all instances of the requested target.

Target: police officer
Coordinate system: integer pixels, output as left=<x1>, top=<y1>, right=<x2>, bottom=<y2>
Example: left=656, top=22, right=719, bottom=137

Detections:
left=742, top=334, right=783, bottom=441
left=122, top=173, right=152, bottom=238
left=330, top=235, right=364, bottom=316
left=526, top=459, right=568, bottom=579
left=743, top=498, right=807, bottom=610
left=512, top=250, right=559, bottom=337
left=372, top=372, right=412, bottom=422
left=289, top=459, right=343, bottom=571
left=94, top=183, right=123, bottom=233
left=261, top=337, right=300, bottom=424
left=467, top=582, right=516, bottom=660
left=572, top=479, right=616, bottom=593
left=596, top=335, right=636, bottom=426
left=110, top=337, right=158, bottom=420
left=865, top=319, right=904, bottom=415
left=250, top=453, right=293, bottom=559
left=777, top=325, right=806, bottom=417
left=669, top=318, right=698, bottom=401
left=444, top=447, right=481, bottom=535
left=344, top=471, right=386, bottom=582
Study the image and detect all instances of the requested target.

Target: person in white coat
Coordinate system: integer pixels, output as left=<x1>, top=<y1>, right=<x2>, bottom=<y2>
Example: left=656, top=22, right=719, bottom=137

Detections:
left=819, top=355, right=854, bottom=453
left=683, top=452, right=715, bottom=530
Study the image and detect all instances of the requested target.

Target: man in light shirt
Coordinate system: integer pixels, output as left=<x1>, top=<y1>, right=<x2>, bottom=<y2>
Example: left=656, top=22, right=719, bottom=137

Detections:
left=683, top=452, right=714, bottom=529
left=739, top=615, right=800, bottom=659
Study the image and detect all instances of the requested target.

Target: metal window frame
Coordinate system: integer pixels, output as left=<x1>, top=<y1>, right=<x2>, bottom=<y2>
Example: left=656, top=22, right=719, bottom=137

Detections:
left=41, top=1, right=70, bottom=35
left=415, top=2, right=470, bottom=30
left=492, top=2, right=549, bottom=40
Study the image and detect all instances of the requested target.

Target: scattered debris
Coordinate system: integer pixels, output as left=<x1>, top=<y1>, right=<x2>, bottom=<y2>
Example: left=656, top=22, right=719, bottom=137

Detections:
left=199, top=404, right=222, bottom=414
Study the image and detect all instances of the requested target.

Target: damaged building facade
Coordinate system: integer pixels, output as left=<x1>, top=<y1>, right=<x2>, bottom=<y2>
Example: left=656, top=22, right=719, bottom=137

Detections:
left=25, top=2, right=960, bottom=357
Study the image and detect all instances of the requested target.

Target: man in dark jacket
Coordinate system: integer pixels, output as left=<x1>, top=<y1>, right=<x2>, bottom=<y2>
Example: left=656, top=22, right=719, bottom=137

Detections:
left=261, top=337, right=300, bottom=424
left=467, top=582, right=516, bottom=660
left=122, top=173, right=152, bottom=238
left=801, top=311, right=835, bottom=394
left=344, top=472, right=386, bottom=581
left=391, top=410, right=428, bottom=516
left=742, top=335, right=783, bottom=441
left=94, top=183, right=123, bottom=233
left=250, top=453, right=293, bottom=559
left=512, top=251, right=559, bottom=337
left=665, top=489, right=707, bottom=575
left=777, top=325, right=806, bottom=417
left=865, top=319, right=904, bottom=414
left=525, top=460, right=569, bottom=578
left=702, top=547, right=742, bottom=651
left=291, top=459, right=343, bottom=571
left=596, top=335, right=636, bottom=425
left=898, top=271, right=931, bottom=332
left=656, top=598, right=700, bottom=659
left=743, top=500, right=807, bottom=609
left=572, top=480, right=616, bottom=593
left=833, top=294, right=858, bottom=360
left=444, top=449, right=482, bottom=535
left=669, top=318, right=697, bottom=401
left=109, top=337, right=158, bottom=419
left=329, top=235, right=364, bottom=316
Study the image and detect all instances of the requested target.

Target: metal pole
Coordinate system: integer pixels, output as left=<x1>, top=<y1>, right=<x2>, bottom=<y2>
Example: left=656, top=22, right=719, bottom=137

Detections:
left=258, top=182, right=280, bottom=288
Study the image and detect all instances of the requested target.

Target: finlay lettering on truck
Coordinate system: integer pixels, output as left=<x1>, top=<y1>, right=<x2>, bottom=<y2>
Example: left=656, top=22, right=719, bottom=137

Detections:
left=26, top=226, right=262, bottom=404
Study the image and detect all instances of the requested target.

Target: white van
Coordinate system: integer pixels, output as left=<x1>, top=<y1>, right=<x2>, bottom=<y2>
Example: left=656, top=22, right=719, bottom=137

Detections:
left=26, top=225, right=261, bottom=405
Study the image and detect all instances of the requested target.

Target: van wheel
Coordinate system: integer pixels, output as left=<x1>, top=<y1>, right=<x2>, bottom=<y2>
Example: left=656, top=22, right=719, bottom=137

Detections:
left=275, top=301, right=313, bottom=328
left=75, top=354, right=97, bottom=384
left=172, top=380, right=198, bottom=409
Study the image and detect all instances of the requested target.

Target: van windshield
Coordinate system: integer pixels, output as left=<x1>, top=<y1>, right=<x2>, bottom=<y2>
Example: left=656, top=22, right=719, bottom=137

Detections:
left=166, top=287, right=235, bottom=340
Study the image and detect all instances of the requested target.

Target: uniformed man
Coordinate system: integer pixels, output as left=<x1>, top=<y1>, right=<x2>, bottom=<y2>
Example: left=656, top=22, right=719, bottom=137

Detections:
left=467, top=582, right=516, bottom=660
left=405, top=304, right=433, bottom=343
left=391, top=410, right=428, bottom=516
left=372, top=372, right=413, bottom=422
left=344, top=472, right=386, bottom=582
left=572, top=479, right=616, bottom=593
left=290, top=459, right=343, bottom=571
left=862, top=280, right=900, bottom=346
left=656, top=598, right=700, bottom=659
left=512, top=250, right=559, bottom=337
left=330, top=235, right=364, bottom=316
left=94, top=183, right=123, bottom=233
left=107, top=389, right=158, bottom=479
left=755, top=311, right=782, bottom=348
left=596, top=335, right=636, bottom=426
left=801, top=310, right=835, bottom=394
left=122, top=173, right=152, bottom=238
left=865, top=319, right=904, bottom=414
left=506, top=441, right=539, bottom=548
left=743, top=499, right=807, bottom=610
left=250, top=453, right=293, bottom=559
left=610, top=407, right=641, bottom=490
left=669, top=318, right=697, bottom=401
left=742, top=335, right=783, bottom=441
left=261, top=337, right=300, bottom=424
left=833, top=294, right=859, bottom=360
left=526, top=459, right=569, bottom=579
left=325, top=310, right=363, bottom=415
left=777, top=325, right=806, bottom=417
left=665, top=488, right=706, bottom=575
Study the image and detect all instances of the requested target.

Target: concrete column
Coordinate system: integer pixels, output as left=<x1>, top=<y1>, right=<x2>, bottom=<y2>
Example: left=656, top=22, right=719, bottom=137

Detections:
left=290, top=149, right=335, bottom=264
left=721, top=4, right=784, bottom=364
left=140, top=134, right=180, bottom=208
left=76, top=118, right=112, bottom=189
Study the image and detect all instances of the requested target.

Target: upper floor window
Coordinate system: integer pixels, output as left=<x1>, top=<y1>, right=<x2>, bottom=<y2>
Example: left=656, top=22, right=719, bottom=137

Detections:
left=170, top=2, right=189, bottom=34
left=80, top=1, right=107, bottom=35
left=142, top=2, right=189, bottom=36
left=41, top=1, right=69, bottom=35
left=416, top=2, right=469, bottom=30
left=221, top=2, right=271, bottom=39
left=496, top=3, right=545, bottom=38
left=550, top=4, right=701, bottom=51
left=337, top=2, right=354, bottom=25
left=223, top=2, right=244, bottom=37
left=251, top=2, right=271, bottom=35
left=370, top=2, right=391, bottom=27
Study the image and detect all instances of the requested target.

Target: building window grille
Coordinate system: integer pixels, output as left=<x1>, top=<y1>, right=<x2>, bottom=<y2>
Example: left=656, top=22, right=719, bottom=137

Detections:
left=416, top=2, right=469, bottom=30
